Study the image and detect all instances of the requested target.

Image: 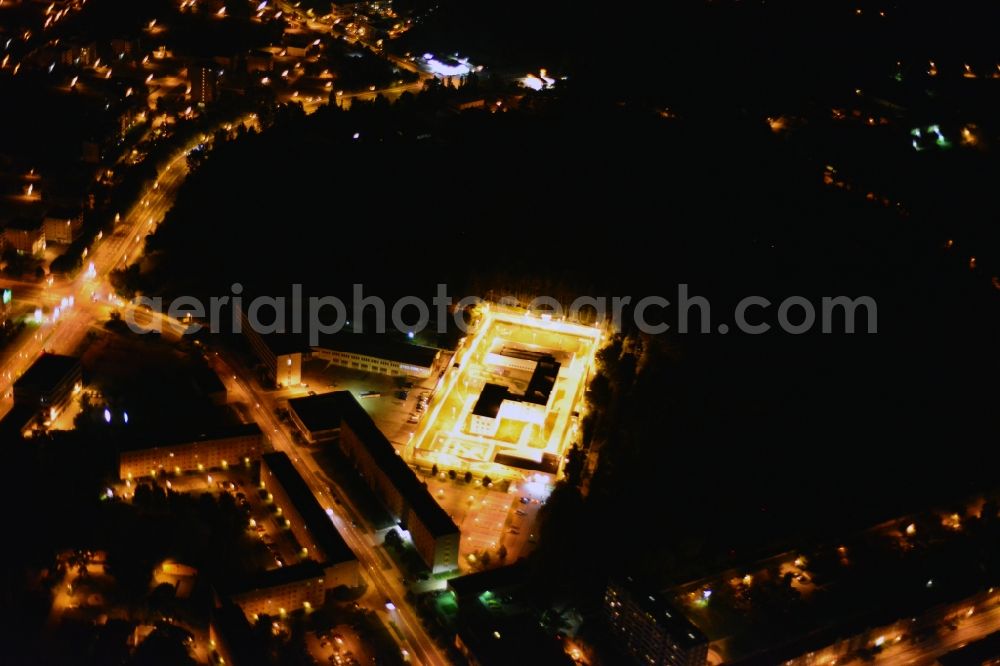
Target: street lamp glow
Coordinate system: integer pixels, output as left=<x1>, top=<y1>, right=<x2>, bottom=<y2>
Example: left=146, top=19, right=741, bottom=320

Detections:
left=103, top=408, right=111, bottom=423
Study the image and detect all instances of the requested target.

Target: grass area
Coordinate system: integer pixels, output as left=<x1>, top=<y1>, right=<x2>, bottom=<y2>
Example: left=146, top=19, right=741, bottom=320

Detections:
left=309, top=447, right=395, bottom=530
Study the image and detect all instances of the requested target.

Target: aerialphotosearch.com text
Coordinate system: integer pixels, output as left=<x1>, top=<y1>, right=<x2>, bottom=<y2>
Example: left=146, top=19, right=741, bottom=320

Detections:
left=123, top=283, right=878, bottom=341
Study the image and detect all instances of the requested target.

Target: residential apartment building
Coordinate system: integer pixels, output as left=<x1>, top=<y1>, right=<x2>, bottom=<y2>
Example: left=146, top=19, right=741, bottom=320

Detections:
left=330, top=391, right=459, bottom=572
left=260, top=452, right=359, bottom=588
left=605, top=577, right=708, bottom=666
left=118, top=423, right=264, bottom=480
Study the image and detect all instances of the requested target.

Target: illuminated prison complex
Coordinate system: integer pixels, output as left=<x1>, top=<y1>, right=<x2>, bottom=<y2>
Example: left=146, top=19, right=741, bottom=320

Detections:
left=287, top=391, right=460, bottom=572
left=118, top=423, right=264, bottom=479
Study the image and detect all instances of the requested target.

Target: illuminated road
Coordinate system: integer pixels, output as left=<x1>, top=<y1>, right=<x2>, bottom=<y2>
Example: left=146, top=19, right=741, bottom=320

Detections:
left=209, top=351, right=450, bottom=666
left=0, top=116, right=258, bottom=418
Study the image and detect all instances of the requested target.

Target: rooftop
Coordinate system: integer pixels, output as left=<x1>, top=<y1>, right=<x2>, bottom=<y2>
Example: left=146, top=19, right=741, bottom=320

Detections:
left=287, top=393, right=343, bottom=434
left=472, top=383, right=509, bottom=419
left=121, top=422, right=262, bottom=452
left=226, top=560, right=326, bottom=598
left=261, top=452, right=356, bottom=565
left=13, top=353, right=80, bottom=393
left=523, top=355, right=560, bottom=406
left=328, top=391, right=459, bottom=538
left=314, top=333, right=440, bottom=370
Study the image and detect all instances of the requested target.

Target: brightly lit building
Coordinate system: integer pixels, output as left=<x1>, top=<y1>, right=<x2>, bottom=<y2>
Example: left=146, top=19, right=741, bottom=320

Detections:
left=118, top=423, right=264, bottom=480
left=406, top=307, right=600, bottom=487
left=468, top=350, right=559, bottom=437
left=259, top=452, right=360, bottom=588
left=605, top=577, right=708, bottom=666
left=311, top=333, right=440, bottom=379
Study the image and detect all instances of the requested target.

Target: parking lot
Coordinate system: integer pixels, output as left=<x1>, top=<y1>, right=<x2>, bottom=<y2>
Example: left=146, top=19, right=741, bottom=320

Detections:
left=305, top=625, right=368, bottom=666
left=293, top=354, right=450, bottom=446
left=111, top=466, right=301, bottom=571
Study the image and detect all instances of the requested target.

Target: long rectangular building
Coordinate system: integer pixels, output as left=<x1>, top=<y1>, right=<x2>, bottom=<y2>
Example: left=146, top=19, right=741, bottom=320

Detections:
left=259, top=452, right=359, bottom=588
left=312, top=334, right=440, bottom=379
left=118, top=423, right=264, bottom=480
left=329, top=391, right=459, bottom=573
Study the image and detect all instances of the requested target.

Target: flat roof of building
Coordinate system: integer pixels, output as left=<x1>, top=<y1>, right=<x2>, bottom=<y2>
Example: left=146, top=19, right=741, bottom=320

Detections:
left=472, top=383, right=509, bottom=419
left=330, top=391, right=459, bottom=538
left=44, top=205, right=82, bottom=220
left=261, top=452, right=356, bottom=565
left=612, top=576, right=707, bottom=650
left=257, top=332, right=311, bottom=356
left=121, top=422, right=262, bottom=453
left=497, top=347, right=550, bottom=362
left=226, top=559, right=326, bottom=598
left=523, top=355, right=559, bottom=406
left=287, top=393, right=343, bottom=434
left=13, top=353, right=79, bottom=393
left=314, top=334, right=439, bottom=370
left=493, top=452, right=559, bottom=475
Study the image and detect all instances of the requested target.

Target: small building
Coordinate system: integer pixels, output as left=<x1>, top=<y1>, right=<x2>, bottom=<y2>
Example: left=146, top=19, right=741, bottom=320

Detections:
left=604, top=577, right=708, bottom=666
left=4, top=218, right=45, bottom=255
left=42, top=206, right=84, bottom=245
left=13, top=353, right=82, bottom=422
